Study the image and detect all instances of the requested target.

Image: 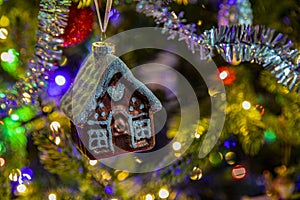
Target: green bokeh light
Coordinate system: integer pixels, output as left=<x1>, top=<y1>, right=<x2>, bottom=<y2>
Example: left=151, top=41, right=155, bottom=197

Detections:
left=264, top=129, right=276, bottom=143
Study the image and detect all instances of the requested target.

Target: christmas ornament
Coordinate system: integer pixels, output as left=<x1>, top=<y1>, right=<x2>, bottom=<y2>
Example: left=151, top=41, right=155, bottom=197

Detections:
left=61, top=42, right=162, bottom=159
left=218, top=0, right=253, bottom=26
left=61, top=3, right=94, bottom=47
left=61, top=0, right=162, bottom=159
left=232, top=164, right=247, bottom=180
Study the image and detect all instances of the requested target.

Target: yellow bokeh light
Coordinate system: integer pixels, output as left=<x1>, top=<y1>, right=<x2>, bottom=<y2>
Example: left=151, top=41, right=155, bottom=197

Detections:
left=117, top=171, right=129, bottom=181
left=0, top=15, right=10, bottom=27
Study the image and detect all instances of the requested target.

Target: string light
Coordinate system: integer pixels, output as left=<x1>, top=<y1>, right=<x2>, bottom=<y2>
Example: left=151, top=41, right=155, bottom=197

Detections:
left=145, top=194, right=154, bottom=200
left=0, top=157, right=6, bottom=167
left=48, top=193, right=57, bottom=200
left=50, top=121, right=61, bottom=132
left=242, top=101, right=251, bottom=110
left=89, top=160, right=98, bottom=166
left=55, top=75, right=66, bottom=86
left=54, top=137, right=61, bottom=145
left=11, top=114, right=19, bottom=121
left=0, top=27, right=8, bottom=40
left=172, top=142, right=182, bottom=151
left=17, top=184, right=27, bottom=193
left=158, top=188, right=169, bottom=199
left=9, top=168, right=21, bottom=182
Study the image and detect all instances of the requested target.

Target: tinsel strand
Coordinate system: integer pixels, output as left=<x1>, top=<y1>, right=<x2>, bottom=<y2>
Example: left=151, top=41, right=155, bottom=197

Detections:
left=136, top=0, right=300, bottom=92
left=0, top=0, right=72, bottom=116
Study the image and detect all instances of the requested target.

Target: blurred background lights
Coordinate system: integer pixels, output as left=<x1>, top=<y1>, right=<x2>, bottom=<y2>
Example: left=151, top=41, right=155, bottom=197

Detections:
left=219, top=70, right=228, bottom=80
left=0, top=15, right=10, bottom=27
left=0, top=157, right=6, bottom=167
left=1, top=51, right=15, bottom=63
left=16, top=184, right=27, bottom=193
left=109, top=8, right=120, bottom=22
left=190, top=167, right=203, bottom=180
left=55, top=75, right=66, bottom=86
left=48, top=193, right=57, bottom=200
left=158, top=188, right=169, bottom=199
left=225, top=152, right=236, bottom=165
left=0, top=27, right=8, bottom=39
left=50, top=121, right=61, bottom=132
left=145, top=194, right=154, bottom=200
left=9, top=168, right=21, bottom=182
left=54, top=137, right=61, bottom=145
left=89, top=160, right=97, bottom=166
left=242, top=101, right=251, bottom=110
left=172, top=141, right=181, bottom=151
left=11, top=114, right=19, bottom=121
left=117, top=171, right=129, bottom=181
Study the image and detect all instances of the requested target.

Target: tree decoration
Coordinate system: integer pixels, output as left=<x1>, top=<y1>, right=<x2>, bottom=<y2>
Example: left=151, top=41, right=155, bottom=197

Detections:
left=61, top=3, right=94, bottom=47
left=0, top=0, right=72, bottom=115
left=136, top=0, right=300, bottom=92
left=60, top=42, right=162, bottom=159
left=218, top=0, right=253, bottom=26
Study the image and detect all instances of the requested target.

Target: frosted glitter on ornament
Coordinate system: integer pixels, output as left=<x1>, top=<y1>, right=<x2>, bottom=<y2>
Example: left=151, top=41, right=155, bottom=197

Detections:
left=190, top=166, right=203, bottom=180
left=9, top=168, right=21, bottom=182
left=232, top=164, right=247, bottom=180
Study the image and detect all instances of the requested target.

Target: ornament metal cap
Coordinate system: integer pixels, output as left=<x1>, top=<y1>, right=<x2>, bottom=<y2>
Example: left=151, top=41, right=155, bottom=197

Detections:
left=92, top=42, right=115, bottom=55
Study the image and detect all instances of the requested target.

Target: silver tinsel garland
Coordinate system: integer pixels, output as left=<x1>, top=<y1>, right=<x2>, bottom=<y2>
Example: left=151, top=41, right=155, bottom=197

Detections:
left=136, top=0, right=299, bottom=92
left=0, top=0, right=71, bottom=115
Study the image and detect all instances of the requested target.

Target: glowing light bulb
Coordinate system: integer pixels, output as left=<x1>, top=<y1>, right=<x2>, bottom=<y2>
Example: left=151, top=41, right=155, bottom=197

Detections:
left=0, top=28, right=8, bottom=39
left=89, top=160, right=98, bottom=166
left=48, top=193, right=57, bottom=200
left=1, top=52, right=14, bottom=63
left=158, top=188, right=169, bottom=199
left=242, top=101, right=251, bottom=110
left=145, top=194, right=154, bottom=200
left=219, top=71, right=228, bottom=80
left=54, top=137, right=61, bottom=145
left=50, top=121, right=61, bottom=132
left=0, top=157, right=6, bottom=167
left=55, top=75, right=66, bottom=86
left=11, top=114, right=19, bottom=121
left=194, top=132, right=200, bottom=139
left=172, top=142, right=182, bottom=151
left=17, top=184, right=27, bottom=193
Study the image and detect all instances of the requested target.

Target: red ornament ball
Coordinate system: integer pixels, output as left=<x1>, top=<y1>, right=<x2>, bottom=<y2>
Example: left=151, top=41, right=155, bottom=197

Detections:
left=218, top=66, right=236, bottom=85
left=232, top=164, right=247, bottom=180
left=61, top=4, right=94, bottom=47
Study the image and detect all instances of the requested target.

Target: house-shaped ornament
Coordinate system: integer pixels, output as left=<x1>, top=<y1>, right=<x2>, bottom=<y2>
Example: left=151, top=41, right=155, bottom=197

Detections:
left=60, top=42, right=162, bottom=160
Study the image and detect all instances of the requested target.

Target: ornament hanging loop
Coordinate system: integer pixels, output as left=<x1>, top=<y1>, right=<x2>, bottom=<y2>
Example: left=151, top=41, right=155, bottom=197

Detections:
left=94, top=0, right=113, bottom=41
